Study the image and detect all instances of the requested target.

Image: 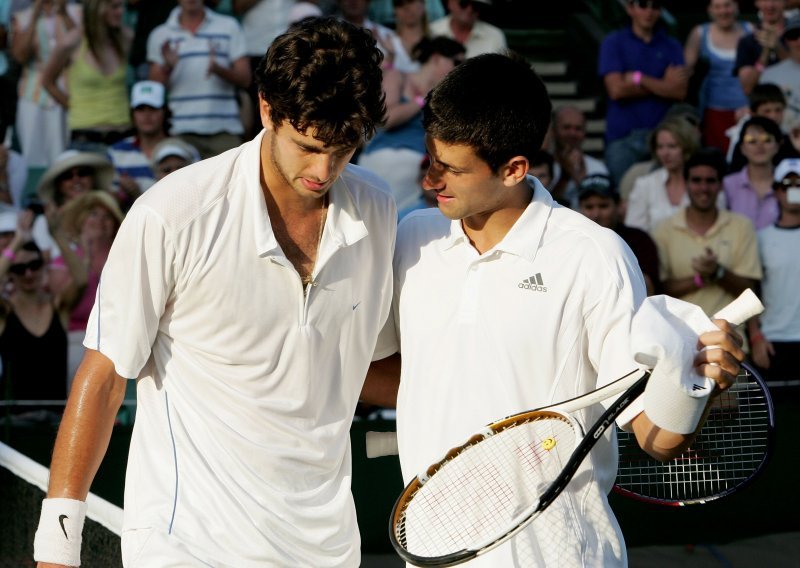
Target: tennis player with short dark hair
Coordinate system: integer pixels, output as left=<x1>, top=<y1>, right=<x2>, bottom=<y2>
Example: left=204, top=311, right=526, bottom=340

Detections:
left=363, top=53, right=745, bottom=566
left=35, top=18, right=394, bottom=568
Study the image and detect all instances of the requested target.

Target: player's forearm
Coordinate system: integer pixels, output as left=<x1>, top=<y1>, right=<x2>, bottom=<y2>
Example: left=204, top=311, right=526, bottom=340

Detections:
left=630, top=411, right=696, bottom=461
left=47, top=350, right=127, bottom=500
left=361, top=353, right=401, bottom=408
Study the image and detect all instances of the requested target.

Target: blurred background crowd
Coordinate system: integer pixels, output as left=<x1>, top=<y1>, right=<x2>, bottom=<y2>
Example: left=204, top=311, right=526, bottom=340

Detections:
left=0, top=0, right=798, bottom=424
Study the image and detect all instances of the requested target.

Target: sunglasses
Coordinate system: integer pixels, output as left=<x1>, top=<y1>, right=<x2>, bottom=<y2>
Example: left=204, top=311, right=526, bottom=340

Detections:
left=776, top=178, right=800, bottom=189
left=56, top=166, right=94, bottom=182
left=785, top=30, right=800, bottom=42
left=8, top=258, right=44, bottom=276
left=742, top=133, right=775, bottom=144
left=629, top=0, right=662, bottom=9
left=688, top=176, right=719, bottom=185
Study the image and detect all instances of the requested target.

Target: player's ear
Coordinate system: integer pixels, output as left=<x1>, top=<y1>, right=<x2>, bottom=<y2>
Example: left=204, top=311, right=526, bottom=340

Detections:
left=500, top=155, right=530, bottom=187
left=258, top=96, right=274, bottom=131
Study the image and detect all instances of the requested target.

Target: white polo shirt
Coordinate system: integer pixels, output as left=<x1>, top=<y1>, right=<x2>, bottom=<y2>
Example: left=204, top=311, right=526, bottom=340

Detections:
left=147, top=8, right=247, bottom=136
left=85, top=131, right=396, bottom=567
left=375, top=180, right=646, bottom=567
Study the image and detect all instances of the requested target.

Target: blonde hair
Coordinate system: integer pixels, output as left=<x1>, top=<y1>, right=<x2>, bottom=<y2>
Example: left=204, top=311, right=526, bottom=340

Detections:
left=649, top=117, right=701, bottom=163
left=83, top=0, right=126, bottom=62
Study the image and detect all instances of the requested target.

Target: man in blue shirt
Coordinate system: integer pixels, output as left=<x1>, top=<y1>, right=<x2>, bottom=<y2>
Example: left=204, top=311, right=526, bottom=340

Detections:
left=598, top=0, right=687, bottom=185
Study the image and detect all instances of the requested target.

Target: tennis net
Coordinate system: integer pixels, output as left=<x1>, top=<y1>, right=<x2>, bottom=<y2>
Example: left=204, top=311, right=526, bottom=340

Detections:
left=0, top=441, right=123, bottom=567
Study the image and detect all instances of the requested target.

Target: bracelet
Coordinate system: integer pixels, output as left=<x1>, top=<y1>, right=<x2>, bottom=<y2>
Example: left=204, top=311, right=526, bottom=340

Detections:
left=693, top=272, right=705, bottom=288
left=34, top=498, right=88, bottom=566
left=750, top=331, right=765, bottom=345
left=2, top=247, right=15, bottom=261
left=414, top=95, right=425, bottom=109
left=631, top=70, right=642, bottom=86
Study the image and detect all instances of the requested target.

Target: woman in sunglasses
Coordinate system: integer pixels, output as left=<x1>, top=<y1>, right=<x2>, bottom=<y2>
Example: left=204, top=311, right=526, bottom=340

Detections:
left=0, top=209, right=87, bottom=419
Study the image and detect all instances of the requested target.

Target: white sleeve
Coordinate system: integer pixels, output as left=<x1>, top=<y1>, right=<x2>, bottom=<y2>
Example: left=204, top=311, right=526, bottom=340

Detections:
left=624, top=179, right=650, bottom=232
left=146, top=26, right=166, bottom=65
left=83, top=205, right=176, bottom=379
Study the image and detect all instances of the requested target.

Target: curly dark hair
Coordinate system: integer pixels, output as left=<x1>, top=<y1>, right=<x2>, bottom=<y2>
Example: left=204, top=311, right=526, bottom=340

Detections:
left=423, top=52, right=551, bottom=173
left=255, top=17, right=387, bottom=148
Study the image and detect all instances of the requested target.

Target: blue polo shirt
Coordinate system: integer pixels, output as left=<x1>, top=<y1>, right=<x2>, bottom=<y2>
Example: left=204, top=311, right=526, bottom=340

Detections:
left=598, top=26, right=684, bottom=143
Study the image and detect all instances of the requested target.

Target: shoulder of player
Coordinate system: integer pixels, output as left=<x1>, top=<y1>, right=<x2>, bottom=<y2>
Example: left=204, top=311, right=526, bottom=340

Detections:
left=548, top=206, right=634, bottom=265
left=133, top=146, right=246, bottom=231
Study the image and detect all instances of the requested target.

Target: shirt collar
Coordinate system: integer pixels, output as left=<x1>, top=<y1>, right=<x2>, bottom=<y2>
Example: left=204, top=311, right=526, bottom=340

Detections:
left=245, top=131, right=369, bottom=257
left=167, top=6, right=211, bottom=30
left=671, top=206, right=734, bottom=236
left=438, top=176, right=554, bottom=263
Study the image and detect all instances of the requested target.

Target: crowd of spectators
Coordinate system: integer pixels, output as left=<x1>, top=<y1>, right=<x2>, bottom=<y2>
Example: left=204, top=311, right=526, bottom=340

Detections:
left=0, top=0, right=798, bottom=421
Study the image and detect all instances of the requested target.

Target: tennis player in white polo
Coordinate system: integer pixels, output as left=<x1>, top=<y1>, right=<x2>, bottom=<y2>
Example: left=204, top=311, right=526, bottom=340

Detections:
left=34, top=18, right=394, bottom=567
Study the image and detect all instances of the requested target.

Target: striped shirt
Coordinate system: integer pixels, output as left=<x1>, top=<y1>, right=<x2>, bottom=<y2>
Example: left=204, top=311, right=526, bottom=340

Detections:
left=107, top=136, right=156, bottom=193
left=147, top=7, right=246, bottom=136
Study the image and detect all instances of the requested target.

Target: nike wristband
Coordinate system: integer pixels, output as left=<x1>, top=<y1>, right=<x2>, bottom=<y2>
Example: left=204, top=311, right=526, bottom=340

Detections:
left=34, top=498, right=88, bottom=566
left=642, top=364, right=711, bottom=435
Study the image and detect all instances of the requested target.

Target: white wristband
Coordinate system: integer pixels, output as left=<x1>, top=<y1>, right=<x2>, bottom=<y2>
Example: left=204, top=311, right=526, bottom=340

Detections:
left=643, top=364, right=711, bottom=434
left=34, top=498, right=88, bottom=566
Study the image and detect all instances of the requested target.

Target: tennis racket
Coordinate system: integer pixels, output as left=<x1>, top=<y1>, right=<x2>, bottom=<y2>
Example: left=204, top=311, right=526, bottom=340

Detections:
left=613, top=362, right=774, bottom=505
left=389, top=290, right=764, bottom=567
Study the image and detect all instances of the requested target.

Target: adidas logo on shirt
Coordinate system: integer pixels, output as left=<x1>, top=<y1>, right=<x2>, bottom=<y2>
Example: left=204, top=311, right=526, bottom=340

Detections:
left=518, top=273, right=547, bottom=292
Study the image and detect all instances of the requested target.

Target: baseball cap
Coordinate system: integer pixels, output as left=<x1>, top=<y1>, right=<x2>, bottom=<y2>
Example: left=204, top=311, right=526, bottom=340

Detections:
left=131, top=81, right=166, bottom=109
left=783, top=15, right=800, bottom=40
left=151, top=138, right=200, bottom=168
left=0, top=210, right=16, bottom=233
left=774, top=158, right=800, bottom=182
left=577, top=174, right=619, bottom=201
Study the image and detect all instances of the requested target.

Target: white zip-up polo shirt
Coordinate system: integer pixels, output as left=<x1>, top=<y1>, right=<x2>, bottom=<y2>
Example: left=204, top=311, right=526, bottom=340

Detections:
left=375, top=179, right=646, bottom=567
left=85, top=131, right=396, bottom=567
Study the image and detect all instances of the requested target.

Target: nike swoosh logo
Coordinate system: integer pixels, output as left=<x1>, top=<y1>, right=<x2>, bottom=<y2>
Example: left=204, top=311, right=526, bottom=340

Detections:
left=352, top=302, right=361, bottom=311
left=58, top=514, right=68, bottom=540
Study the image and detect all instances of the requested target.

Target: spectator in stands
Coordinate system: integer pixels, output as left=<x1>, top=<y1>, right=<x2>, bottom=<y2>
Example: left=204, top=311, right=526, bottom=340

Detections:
left=429, top=0, right=506, bottom=59
left=148, top=0, right=250, bottom=159
left=528, top=149, right=554, bottom=192
left=127, top=0, right=176, bottom=80
left=150, top=136, right=200, bottom=181
left=393, top=0, right=429, bottom=69
left=652, top=148, right=761, bottom=319
left=58, top=190, right=123, bottom=381
left=599, top=0, right=688, bottom=186
left=625, top=117, right=704, bottom=233
left=747, top=157, right=800, bottom=379
left=0, top=209, right=86, bottom=417
left=233, top=0, right=294, bottom=138
left=32, top=150, right=113, bottom=261
left=10, top=0, right=80, bottom=168
left=549, top=105, right=609, bottom=209
left=0, top=0, right=15, bottom=142
left=289, top=0, right=323, bottom=23
left=724, top=116, right=781, bottom=229
left=106, top=81, right=168, bottom=211
left=369, top=0, right=444, bottom=25
left=358, top=36, right=464, bottom=210
left=41, top=0, right=132, bottom=152
left=734, top=0, right=787, bottom=96
left=759, top=14, right=800, bottom=130
left=683, top=0, right=752, bottom=153
left=338, top=0, right=417, bottom=72
left=577, top=173, right=659, bottom=295
left=0, top=143, right=27, bottom=210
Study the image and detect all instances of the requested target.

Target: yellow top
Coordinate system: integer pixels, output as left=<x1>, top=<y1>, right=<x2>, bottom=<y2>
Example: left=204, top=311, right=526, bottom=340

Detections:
left=67, top=40, right=130, bottom=130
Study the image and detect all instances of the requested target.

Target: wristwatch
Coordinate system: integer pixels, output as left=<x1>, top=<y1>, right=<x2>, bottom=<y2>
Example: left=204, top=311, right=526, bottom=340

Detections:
left=714, top=264, right=725, bottom=281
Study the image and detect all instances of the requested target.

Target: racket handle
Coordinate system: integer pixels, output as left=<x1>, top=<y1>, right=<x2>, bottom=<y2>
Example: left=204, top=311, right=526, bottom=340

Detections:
left=366, top=431, right=398, bottom=458
left=713, top=288, right=764, bottom=325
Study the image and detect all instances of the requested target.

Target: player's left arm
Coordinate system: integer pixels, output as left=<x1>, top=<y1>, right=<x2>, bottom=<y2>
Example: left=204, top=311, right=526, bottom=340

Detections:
left=630, top=319, right=745, bottom=461
left=361, top=353, right=401, bottom=408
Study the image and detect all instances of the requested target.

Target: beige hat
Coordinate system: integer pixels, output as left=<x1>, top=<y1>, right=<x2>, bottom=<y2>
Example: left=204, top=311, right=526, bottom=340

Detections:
left=60, top=191, right=124, bottom=240
left=36, top=150, right=114, bottom=205
left=151, top=138, right=200, bottom=168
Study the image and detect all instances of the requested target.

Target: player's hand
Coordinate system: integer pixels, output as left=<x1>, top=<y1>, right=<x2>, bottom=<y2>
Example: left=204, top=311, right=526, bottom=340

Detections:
left=694, top=319, right=745, bottom=392
left=751, top=338, right=774, bottom=369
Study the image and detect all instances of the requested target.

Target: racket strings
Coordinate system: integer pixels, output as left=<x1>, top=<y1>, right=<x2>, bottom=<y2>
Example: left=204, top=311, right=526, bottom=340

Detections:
left=395, top=415, right=578, bottom=557
left=615, top=369, right=771, bottom=503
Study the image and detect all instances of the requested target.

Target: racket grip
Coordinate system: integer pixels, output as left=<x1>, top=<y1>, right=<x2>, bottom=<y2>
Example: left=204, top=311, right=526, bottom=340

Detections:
left=366, top=431, right=398, bottom=458
left=713, top=289, right=764, bottom=325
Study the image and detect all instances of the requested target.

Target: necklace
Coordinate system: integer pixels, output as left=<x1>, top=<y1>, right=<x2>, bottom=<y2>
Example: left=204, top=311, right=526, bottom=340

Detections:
left=302, top=193, right=329, bottom=288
